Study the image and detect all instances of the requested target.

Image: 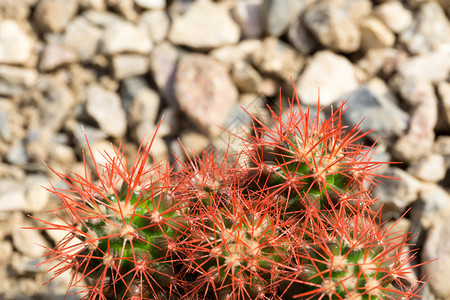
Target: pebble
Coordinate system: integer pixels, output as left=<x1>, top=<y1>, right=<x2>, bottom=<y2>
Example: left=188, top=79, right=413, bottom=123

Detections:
left=11, top=212, right=50, bottom=258
left=341, top=84, right=409, bottom=141
left=135, top=0, right=166, bottom=9
left=210, top=39, right=262, bottom=66
left=0, top=180, right=28, bottom=213
left=33, top=0, right=78, bottom=33
left=436, top=81, right=450, bottom=130
left=39, top=39, right=78, bottom=71
left=422, top=209, right=450, bottom=299
left=169, top=0, right=240, bottom=50
left=149, top=42, right=178, bottom=103
left=296, top=50, right=358, bottom=106
left=102, top=21, right=153, bottom=55
left=304, top=1, right=361, bottom=53
left=251, top=37, right=304, bottom=82
left=263, top=0, right=307, bottom=37
left=392, top=80, right=437, bottom=163
left=231, top=61, right=263, bottom=93
left=64, top=17, right=103, bottom=62
left=373, top=1, right=413, bottom=34
left=138, top=10, right=170, bottom=44
left=112, top=54, right=148, bottom=80
left=121, top=77, right=160, bottom=125
left=434, top=136, right=450, bottom=169
left=0, top=19, right=34, bottom=65
left=174, top=54, right=238, bottom=135
left=395, top=49, right=450, bottom=83
left=374, top=167, right=422, bottom=216
left=232, top=0, right=264, bottom=39
left=25, top=175, right=50, bottom=213
left=408, top=154, right=446, bottom=183
left=399, top=2, right=450, bottom=54
left=86, top=85, right=127, bottom=138
left=420, top=183, right=450, bottom=229
left=359, top=17, right=395, bottom=51
left=287, top=17, right=319, bottom=55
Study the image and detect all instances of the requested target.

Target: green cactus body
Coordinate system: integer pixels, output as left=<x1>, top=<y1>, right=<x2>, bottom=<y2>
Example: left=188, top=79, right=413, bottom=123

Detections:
left=73, top=180, right=187, bottom=299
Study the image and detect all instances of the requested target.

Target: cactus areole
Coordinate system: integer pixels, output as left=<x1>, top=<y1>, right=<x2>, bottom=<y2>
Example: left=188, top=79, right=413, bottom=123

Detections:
left=29, top=83, right=427, bottom=299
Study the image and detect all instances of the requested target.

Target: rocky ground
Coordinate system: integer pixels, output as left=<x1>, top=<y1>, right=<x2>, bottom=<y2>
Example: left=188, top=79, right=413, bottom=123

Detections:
left=0, top=0, right=449, bottom=299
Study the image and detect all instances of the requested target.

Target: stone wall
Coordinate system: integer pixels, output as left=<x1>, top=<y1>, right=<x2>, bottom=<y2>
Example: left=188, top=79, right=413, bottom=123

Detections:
left=0, top=0, right=449, bottom=299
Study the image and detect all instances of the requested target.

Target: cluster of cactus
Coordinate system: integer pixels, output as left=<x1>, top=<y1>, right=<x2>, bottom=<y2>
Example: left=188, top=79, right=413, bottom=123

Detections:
left=30, top=86, right=427, bottom=299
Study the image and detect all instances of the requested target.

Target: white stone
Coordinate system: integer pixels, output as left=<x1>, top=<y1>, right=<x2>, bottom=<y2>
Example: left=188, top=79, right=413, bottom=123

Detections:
left=408, top=154, right=446, bottom=183
left=396, top=50, right=450, bottom=83
left=86, top=85, right=127, bottom=138
left=0, top=20, right=33, bottom=64
left=295, top=50, right=358, bottom=106
left=112, top=54, right=148, bottom=79
left=138, top=10, right=170, bottom=43
left=169, top=0, right=240, bottom=50
left=0, top=180, right=27, bottom=213
left=103, top=21, right=153, bottom=54
left=135, top=0, right=165, bottom=9
left=374, top=1, right=413, bottom=33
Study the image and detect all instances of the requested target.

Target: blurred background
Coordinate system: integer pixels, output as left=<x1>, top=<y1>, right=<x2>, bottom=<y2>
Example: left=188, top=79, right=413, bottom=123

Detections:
left=0, top=0, right=449, bottom=299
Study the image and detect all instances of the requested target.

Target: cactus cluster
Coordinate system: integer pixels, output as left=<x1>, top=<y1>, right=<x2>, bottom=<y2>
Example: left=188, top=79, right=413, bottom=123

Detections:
left=30, top=86, right=426, bottom=299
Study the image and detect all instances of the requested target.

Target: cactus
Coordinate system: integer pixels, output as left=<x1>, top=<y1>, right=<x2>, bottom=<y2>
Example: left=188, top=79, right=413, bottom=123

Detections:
left=29, top=84, right=427, bottom=300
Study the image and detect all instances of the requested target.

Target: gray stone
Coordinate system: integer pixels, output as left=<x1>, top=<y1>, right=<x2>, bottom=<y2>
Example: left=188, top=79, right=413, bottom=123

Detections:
left=341, top=84, right=409, bottom=141
left=112, top=54, right=149, bottom=80
left=38, top=78, right=75, bottom=132
left=39, top=39, right=78, bottom=71
left=121, top=77, right=160, bottom=125
left=408, top=154, right=447, bottom=183
left=232, top=0, right=264, bottom=39
left=102, top=21, right=153, bottom=54
left=263, top=0, right=307, bottom=37
left=174, top=54, right=238, bottom=136
left=149, top=42, right=178, bottom=103
left=437, top=81, right=450, bottom=130
left=374, top=167, right=422, bottom=216
left=64, top=16, right=103, bottom=62
left=250, top=37, right=304, bottom=82
left=399, top=2, right=450, bottom=54
left=304, top=1, right=361, bottom=53
left=135, top=0, right=166, bottom=9
left=0, top=19, right=34, bottom=65
left=138, top=10, right=170, bottom=44
left=33, top=0, right=78, bottom=33
left=169, top=0, right=240, bottom=50
left=296, top=50, right=358, bottom=106
left=5, top=139, right=28, bottom=166
left=359, top=17, right=395, bottom=51
left=86, top=85, right=127, bottom=138
left=133, top=122, right=168, bottom=163
left=373, top=1, right=413, bottom=34
left=287, top=17, right=319, bottom=55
